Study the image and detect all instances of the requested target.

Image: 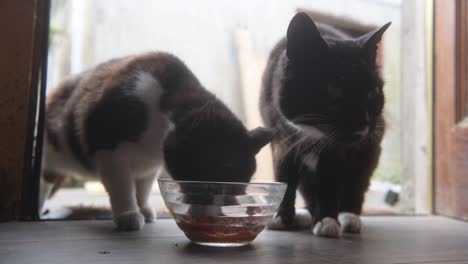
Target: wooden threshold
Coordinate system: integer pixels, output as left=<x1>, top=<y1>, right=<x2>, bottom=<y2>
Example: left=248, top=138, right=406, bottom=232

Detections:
left=0, top=216, right=467, bottom=264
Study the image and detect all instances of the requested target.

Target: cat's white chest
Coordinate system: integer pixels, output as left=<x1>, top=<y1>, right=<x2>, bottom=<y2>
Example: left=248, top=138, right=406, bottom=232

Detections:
left=93, top=72, right=173, bottom=178
left=301, top=152, right=319, bottom=171
left=101, top=111, right=173, bottom=178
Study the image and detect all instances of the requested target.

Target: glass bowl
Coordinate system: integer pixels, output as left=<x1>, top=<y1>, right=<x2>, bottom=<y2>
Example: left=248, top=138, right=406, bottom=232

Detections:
left=158, top=179, right=287, bottom=247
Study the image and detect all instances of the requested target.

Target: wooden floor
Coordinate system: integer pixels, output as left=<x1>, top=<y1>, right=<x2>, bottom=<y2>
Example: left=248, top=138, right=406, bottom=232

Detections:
left=1, top=216, right=467, bottom=264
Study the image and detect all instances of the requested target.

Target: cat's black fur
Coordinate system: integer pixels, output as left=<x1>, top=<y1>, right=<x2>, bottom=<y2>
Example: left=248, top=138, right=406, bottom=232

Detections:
left=260, top=12, right=390, bottom=237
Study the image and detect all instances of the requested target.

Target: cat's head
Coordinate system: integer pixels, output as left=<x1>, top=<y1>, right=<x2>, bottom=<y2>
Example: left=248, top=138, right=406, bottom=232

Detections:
left=164, top=106, right=274, bottom=183
left=280, top=12, right=390, bottom=144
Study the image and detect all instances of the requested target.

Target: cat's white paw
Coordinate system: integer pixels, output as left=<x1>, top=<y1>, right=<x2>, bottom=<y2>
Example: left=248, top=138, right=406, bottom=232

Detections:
left=140, top=205, right=156, bottom=223
left=339, top=212, right=361, bottom=233
left=267, top=209, right=313, bottom=230
left=312, top=217, right=340, bottom=238
left=115, top=211, right=145, bottom=231
left=268, top=213, right=288, bottom=230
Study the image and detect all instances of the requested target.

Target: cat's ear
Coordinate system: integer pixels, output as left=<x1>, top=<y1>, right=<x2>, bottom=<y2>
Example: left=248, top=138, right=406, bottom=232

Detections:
left=249, top=127, right=275, bottom=154
left=286, top=12, right=328, bottom=62
left=359, top=22, right=391, bottom=64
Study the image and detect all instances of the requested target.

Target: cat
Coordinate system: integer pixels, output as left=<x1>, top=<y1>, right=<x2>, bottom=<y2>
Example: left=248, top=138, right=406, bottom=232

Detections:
left=259, top=12, right=390, bottom=238
left=43, top=51, right=274, bottom=231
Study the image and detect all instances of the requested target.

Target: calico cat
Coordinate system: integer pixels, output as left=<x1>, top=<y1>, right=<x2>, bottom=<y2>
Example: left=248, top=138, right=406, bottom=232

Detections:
left=260, top=12, right=390, bottom=238
left=43, top=51, right=274, bottom=231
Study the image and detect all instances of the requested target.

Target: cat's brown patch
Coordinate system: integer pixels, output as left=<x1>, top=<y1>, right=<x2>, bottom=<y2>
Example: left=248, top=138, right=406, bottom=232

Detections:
left=43, top=51, right=274, bottom=230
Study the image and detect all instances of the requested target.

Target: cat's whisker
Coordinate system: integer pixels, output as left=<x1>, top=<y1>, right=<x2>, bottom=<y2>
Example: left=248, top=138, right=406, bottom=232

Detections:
left=315, top=138, right=328, bottom=154
left=292, top=116, right=330, bottom=124
left=305, top=128, right=332, bottom=154
left=293, top=118, right=328, bottom=124
left=281, top=134, right=306, bottom=161
left=291, top=113, right=331, bottom=123
left=316, top=130, right=336, bottom=154
left=374, top=129, right=384, bottom=137
left=309, top=138, right=324, bottom=154
left=277, top=127, right=301, bottom=148
left=295, top=113, right=330, bottom=119
left=292, top=128, right=326, bottom=162
left=314, top=124, right=335, bottom=134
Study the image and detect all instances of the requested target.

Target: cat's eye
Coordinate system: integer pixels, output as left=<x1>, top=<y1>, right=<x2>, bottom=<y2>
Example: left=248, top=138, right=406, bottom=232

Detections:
left=368, top=87, right=380, bottom=99
left=327, top=84, right=342, bottom=98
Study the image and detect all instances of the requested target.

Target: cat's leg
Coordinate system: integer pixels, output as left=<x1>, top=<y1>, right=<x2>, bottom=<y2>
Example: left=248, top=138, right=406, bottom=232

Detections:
left=311, top=153, right=344, bottom=238
left=339, top=180, right=366, bottom=234
left=300, top=168, right=342, bottom=237
left=98, top=155, right=144, bottom=231
left=268, top=153, right=302, bottom=230
left=339, top=145, right=381, bottom=233
left=297, top=171, right=318, bottom=229
left=135, top=170, right=159, bottom=223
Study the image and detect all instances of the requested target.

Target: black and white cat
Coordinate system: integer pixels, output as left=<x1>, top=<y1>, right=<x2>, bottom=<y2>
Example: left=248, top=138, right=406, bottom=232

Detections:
left=260, top=13, right=390, bottom=238
left=43, top=52, right=274, bottom=231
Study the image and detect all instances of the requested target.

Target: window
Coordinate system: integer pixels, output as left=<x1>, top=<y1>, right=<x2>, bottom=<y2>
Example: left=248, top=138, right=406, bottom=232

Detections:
left=40, top=0, right=430, bottom=221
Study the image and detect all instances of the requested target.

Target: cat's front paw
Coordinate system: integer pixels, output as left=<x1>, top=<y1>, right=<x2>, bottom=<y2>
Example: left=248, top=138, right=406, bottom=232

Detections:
left=338, top=212, right=361, bottom=233
left=312, top=217, right=340, bottom=238
left=115, top=211, right=145, bottom=231
left=268, top=209, right=313, bottom=230
left=268, top=213, right=292, bottom=230
left=140, top=205, right=156, bottom=223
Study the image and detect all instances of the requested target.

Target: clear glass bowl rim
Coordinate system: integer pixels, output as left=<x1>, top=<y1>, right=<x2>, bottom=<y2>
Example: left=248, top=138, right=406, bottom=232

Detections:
left=157, top=178, right=287, bottom=188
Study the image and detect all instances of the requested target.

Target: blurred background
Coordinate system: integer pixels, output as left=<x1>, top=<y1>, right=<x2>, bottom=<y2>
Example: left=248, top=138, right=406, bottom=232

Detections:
left=42, top=0, right=429, bottom=220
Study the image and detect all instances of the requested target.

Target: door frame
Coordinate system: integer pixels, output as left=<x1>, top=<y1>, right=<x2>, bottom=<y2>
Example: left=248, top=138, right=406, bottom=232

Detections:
left=434, top=0, right=468, bottom=220
left=0, top=0, right=50, bottom=221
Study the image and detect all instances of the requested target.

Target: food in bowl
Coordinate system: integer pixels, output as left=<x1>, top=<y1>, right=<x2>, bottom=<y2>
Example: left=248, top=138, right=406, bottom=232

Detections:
left=158, top=179, right=287, bottom=247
